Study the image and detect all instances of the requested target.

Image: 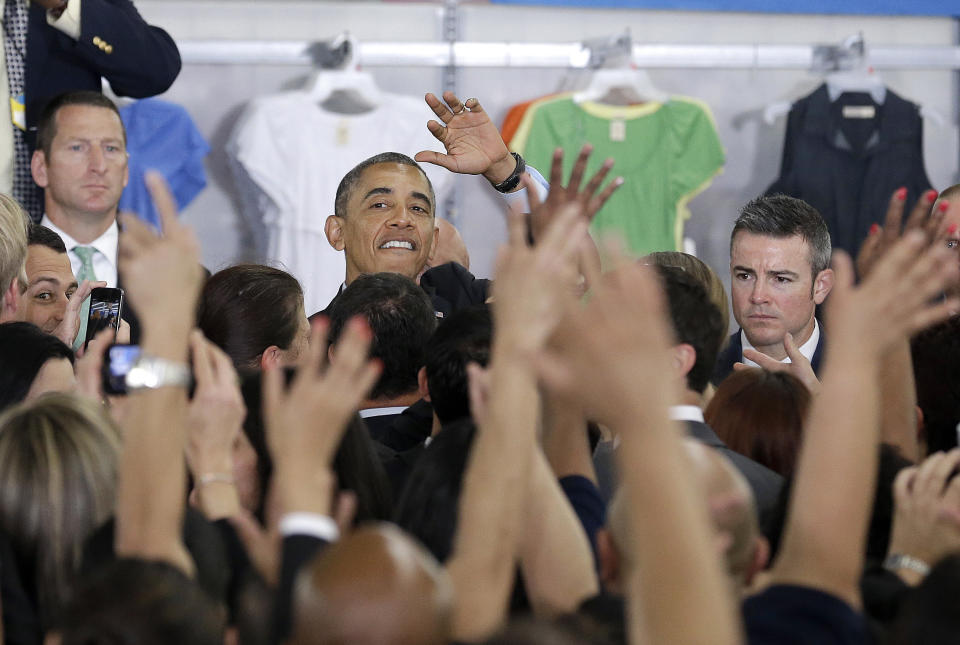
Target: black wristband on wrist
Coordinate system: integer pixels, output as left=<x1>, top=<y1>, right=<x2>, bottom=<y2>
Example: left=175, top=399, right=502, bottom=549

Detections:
left=493, top=152, right=525, bottom=193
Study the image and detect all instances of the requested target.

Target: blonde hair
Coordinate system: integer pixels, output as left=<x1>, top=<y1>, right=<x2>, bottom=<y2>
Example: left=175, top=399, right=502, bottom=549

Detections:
left=0, top=193, right=29, bottom=297
left=0, top=393, right=121, bottom=628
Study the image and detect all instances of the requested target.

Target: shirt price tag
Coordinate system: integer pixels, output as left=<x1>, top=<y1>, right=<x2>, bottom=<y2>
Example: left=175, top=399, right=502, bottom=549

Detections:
left=842, top=105, right=876, bottom=119
left=609, top=118, right=626, bottom=142
left=335, top=120, right=350, bottom=146
left=10, top=94, right=25, bottom=131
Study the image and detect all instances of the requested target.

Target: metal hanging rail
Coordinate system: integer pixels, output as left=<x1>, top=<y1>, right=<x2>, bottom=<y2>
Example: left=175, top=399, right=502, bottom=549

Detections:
left=176, top=40, right=960, bottom=70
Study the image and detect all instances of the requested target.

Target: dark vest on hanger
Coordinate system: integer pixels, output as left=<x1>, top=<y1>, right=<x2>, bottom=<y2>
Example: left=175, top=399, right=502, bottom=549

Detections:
left=766, top=84, right=932, bottom=257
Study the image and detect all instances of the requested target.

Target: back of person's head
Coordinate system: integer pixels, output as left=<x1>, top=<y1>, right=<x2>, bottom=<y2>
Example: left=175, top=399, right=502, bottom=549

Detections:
left=704, top=368, right=810, bottom=477
left=423, top=305, right=492, bottom=425
left=394, top=418, right=475, bottom=562
left=0, top=393, right=120, bottom=628
left=334, top=152, right=435, bottom=220
left=645, top=251, right=730, bottom=334
left=911, top=316, right=960, bottom=454
left=328, top=272, right=437, bottom=400
left=654, top=265, right=725, bottom=394
left=731, top=194, right=831, bottom=278
left=197, top=264, right=306, bottom=370
left=239, top=370, right=392, bottom=523
left=888, top=553, right=960, bottom=645
left=54, top=559, right=224, bottom=645
left=28, top=223, right=68, bottom=254
left=36, top=91, right=125, bottom=158
left=604, top=440, right=764, bottom=593
left=0, top=193, right=29, bottom=310
left=0, top=321, right=75, bottom=412
left=290, top=523, right=452, bottom=645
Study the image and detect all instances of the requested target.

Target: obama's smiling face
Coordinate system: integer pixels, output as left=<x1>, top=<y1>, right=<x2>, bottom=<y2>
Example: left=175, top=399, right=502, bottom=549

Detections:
left=325, top=162, right=438, bottom=285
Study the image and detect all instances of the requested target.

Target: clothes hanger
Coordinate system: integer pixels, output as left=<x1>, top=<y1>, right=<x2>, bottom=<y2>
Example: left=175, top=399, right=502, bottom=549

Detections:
left=763, top=34, right=885, bottom=126
left=573, top=67, right=669, bottom=105
left=305, top=33, right=381, bottom=113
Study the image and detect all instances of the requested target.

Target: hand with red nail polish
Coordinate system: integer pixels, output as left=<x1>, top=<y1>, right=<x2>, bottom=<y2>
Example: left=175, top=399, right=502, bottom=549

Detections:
left=858, top=187, right=948, bottom=279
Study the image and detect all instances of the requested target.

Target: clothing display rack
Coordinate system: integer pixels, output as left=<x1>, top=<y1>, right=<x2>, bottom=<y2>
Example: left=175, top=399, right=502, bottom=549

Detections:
left=175, top=38, right=960, bottom=71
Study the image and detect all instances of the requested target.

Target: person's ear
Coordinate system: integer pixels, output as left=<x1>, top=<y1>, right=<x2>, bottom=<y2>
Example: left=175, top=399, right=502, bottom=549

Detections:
left=259, top=345, right=285, bottom=371
left=31, top=149, right=48, bottom=188
left=744, top=536, right=771, bottom=587
left=425, top=222, right=439, bottom=263
left=325, top=215, right=345, bottom=251
left=813, top=268, right=834, bottom=305
left=417, top=366, right=431, bottom=402
left=1, top=277, right=21, bottom=322
left=672, top=343, right=697, bottom=379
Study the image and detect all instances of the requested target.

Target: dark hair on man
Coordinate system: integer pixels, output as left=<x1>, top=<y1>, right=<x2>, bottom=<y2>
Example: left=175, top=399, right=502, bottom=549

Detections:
left=394, top=418, right=476, bottom=562
left=27, top=224, right=67, bottom=254
left=732, top=194, right=832, bottom=278
left=55, top=559, right=224, bottom=645
left=705, top=369, right=810, bottom=478
left=424, top=305, right=492, bottom=425
left=197, top=265, right=305, bottom=370
left=328, top=272, right=437, bottom=400
left=911, top=316, right=960, bottom=453
left=655, top=265, right=725, bottom=394
left=0, top=322, right=74, bottom=413
left=334, top=152, right=436, bottom=219
left=36, top=91, right=125, bottom=158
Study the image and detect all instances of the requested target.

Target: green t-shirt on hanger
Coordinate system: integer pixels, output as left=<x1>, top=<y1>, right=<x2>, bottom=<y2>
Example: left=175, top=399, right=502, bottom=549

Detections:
left=512, top=95, right=725, bottom=256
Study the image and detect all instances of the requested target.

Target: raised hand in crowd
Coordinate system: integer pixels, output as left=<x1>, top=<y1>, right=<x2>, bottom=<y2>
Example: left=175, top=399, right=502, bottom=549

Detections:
left=886, top=449, right=960, bottom=586
left=445, top=202, right=587, bottom=641
left=858, top=187, right=951, bottom=462
left=857, top=187, right=948, bottom=280
left=263, top=317, right=380, bottom=520
left=535, top=249, right=743, bottom=645
left=416, top=91, right=520, bottom=186
left=524, top=144, right=622, bottom=241
left=114, top=171, right=204, bottom=573
left=185, top=331, right=247, bottom=522
left=766, top=229, right=958, bottom=622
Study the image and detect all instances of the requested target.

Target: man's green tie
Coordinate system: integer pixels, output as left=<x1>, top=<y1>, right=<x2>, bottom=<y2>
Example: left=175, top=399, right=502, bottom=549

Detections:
left=73, top=246, right=97, bottom=351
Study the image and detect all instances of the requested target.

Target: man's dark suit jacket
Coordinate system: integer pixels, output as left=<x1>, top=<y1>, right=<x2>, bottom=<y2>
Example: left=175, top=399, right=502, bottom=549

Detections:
left=712, top=326, right=826, bottom=387
left=24, top=0, right=180, bottom=141
left=311, top=261, right=491, bottom=321
left=592, top=419, right=784, bottom=528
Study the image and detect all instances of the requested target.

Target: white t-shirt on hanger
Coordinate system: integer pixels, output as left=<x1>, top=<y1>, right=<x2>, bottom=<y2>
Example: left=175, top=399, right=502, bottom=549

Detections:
left=229, top=91, right=454, bottom=315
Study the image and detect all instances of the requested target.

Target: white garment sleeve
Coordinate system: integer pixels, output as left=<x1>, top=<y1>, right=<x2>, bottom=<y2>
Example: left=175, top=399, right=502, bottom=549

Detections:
left=502, top=163, right=549, bottom=213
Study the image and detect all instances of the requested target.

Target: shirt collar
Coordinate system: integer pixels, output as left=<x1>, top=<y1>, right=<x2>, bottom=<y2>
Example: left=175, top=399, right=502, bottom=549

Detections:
left=668, top=405, right=704, bottom=423
left=740, top=318, right=820, bottom=368
left=358, top=406, right=408, bottom=419
left=40, top=215, right=119, bottom=266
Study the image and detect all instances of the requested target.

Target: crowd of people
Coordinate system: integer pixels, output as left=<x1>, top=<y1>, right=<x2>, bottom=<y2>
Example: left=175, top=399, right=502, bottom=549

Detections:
left=0, top=37, right=959, bottom=645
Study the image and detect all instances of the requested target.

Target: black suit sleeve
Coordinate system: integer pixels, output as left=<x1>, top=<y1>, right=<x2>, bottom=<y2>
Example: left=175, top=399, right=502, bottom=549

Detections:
left=273, top=534, right=329, bottom=643
left=70, top=0, right=181, bottom=97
